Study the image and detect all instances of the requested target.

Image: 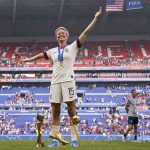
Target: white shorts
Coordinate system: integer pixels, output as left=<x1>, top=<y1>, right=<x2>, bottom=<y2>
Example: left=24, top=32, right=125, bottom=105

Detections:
left=49, top=81, right=77, bottom=103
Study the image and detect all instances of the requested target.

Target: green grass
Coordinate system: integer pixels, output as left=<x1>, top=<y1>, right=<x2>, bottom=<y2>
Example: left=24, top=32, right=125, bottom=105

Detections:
left=0, top=140, right=149, bottom=150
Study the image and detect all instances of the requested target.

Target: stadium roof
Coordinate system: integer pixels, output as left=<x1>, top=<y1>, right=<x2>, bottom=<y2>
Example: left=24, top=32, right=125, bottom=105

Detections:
left=0, top=0, right=150, bottom=36
left=0, top=0, right=150, bottom=19
left=0, top=0, right=104, bottom=19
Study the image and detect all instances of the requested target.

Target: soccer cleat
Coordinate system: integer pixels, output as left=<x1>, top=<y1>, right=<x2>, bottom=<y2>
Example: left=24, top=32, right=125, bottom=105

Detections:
left=70, top=140, right=79, bottom=147
left=49, top=131, right=69, bottom=145
left=48, top=139, right=60, bottom=147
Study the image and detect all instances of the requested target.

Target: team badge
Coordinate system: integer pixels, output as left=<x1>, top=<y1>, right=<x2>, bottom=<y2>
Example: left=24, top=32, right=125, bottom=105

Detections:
left=65, top=48, right=69, bottom=53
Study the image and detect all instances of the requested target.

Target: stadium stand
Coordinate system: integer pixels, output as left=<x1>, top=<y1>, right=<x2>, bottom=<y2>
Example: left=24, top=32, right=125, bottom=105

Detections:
left=0, top=83, right=149, bottom=139
left=0, top=41, right=150, bottom=140
left=0, top=41, right=150, bottom=68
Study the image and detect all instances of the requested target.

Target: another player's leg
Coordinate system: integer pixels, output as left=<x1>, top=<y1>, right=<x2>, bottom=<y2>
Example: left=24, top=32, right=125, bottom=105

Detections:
left=123, top=116, right=133, bottom=141
left=132, top=117, right=140, bottom=142
left=133, top=124, right=138, bottom=141
left=123, top=124, right=133, bottom=141
left=67, top=100, right=80, bottom=147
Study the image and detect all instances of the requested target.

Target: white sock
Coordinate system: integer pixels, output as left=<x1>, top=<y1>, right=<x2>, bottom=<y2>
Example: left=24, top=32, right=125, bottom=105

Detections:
left=70, top=126, right=77, bottom=141
left=51, top=125, right=60, bottom=133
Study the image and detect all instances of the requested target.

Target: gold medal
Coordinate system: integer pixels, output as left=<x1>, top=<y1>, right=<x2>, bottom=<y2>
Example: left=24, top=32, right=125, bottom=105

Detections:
left=60, top=61, right=64, bottom=66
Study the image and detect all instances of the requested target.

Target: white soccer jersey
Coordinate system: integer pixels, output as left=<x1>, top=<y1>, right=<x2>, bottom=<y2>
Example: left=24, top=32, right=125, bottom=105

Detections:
left=127, top=97, right=138, bottom=117
left=45, top=41, right=79, bottom=84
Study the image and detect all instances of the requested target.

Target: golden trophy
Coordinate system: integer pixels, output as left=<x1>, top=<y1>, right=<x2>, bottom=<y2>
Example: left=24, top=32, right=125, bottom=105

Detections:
left=35, top=113, right=45, bottom=148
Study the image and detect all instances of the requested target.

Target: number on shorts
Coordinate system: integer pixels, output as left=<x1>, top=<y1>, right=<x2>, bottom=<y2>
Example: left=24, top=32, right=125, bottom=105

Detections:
left=68, top=88, right=74, bottom=96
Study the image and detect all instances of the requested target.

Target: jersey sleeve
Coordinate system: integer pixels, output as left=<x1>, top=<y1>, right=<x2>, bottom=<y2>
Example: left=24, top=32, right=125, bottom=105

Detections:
left=69, top=39, right=82, bottom=55
left=70, top=39, right=82, bottom=48
left=43, top=49, right=52, bottom=59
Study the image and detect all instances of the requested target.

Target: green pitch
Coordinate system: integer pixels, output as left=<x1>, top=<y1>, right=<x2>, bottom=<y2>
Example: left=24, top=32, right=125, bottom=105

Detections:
left=0, top=140, right=149, bottom=150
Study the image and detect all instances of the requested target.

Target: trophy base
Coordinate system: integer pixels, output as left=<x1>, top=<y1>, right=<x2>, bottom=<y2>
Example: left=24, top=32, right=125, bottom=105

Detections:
left=35, top=141, right=44, bottom=148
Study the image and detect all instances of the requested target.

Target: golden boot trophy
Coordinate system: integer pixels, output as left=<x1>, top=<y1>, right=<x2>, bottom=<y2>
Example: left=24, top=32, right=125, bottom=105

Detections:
left=35, top=113, right=45, bottom=148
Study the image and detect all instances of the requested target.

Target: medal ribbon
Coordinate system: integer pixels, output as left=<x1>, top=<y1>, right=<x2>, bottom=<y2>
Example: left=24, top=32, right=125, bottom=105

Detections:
left=58, top=45, right=67, bottom=62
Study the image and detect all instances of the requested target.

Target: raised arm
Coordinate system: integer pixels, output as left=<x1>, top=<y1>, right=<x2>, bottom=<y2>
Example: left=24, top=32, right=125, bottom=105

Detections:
left=21, top=53, right=44, bottom=62
left=79, top=7, right=102, bottom=45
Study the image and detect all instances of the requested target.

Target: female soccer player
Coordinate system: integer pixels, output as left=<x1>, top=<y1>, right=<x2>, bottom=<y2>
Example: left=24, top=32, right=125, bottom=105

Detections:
left=22, top=7, right=102, bottom=147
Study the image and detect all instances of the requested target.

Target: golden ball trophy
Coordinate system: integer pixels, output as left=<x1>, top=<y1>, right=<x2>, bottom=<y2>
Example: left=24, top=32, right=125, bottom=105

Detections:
left=35, top=113, right=45, bottom=148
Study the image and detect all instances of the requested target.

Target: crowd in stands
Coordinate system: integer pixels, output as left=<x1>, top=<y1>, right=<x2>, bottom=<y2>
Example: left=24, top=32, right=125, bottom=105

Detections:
left=0, top=41, right=150, bottom=68
left=0, top=109, right=149, bottom=136
left=1, top=40, right=150, bottom=137
left=1, top=72, right=150, bottom=79
left=0, top=83, right=150, bottom=107
left=4, top=91, right=44, bottom=105
left=0, top=83, right=149, bottom=135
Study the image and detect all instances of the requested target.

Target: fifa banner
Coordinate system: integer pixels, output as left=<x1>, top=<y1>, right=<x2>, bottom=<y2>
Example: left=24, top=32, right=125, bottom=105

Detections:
left=126, top=0, right=144, bottom=10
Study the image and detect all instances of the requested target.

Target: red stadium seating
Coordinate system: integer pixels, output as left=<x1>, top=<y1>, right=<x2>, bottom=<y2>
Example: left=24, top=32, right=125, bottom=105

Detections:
left=0, top=41, right=150, bottom=67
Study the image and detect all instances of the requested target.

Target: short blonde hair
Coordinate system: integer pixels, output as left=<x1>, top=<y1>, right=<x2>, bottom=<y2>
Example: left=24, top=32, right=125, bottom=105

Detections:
left=55, top=27, right=69, bottom=37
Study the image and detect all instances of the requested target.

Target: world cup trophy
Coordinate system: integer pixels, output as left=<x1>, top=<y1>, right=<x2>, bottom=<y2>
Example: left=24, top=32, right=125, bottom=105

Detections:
left=35, top=113, right=45, bottom=148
